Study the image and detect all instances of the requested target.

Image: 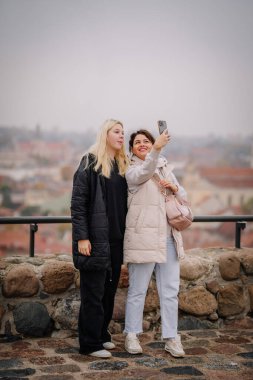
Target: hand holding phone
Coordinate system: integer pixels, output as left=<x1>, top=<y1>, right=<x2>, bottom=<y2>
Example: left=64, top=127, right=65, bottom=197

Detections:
left=157, top=120, right=168, bottom=135
left=153, top=125, right=170, bottom=151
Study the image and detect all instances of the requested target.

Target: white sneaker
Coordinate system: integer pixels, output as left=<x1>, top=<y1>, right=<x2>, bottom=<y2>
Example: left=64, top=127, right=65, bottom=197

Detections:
left=165, top=334, right=185, bottom=357
left=89, top=349, right=112, bottom=358
left=125, top=333, right=143, bottom=354
left=103, top=341, right=116, bottom=350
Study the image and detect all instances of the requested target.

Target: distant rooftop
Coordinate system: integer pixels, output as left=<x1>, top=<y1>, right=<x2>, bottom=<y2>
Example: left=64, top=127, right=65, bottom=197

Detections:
left=198, top=167, right=253, bottom=188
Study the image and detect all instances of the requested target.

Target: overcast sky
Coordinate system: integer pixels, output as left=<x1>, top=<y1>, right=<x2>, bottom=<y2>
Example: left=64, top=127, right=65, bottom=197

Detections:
left=0, top=0, right=253, bottom=136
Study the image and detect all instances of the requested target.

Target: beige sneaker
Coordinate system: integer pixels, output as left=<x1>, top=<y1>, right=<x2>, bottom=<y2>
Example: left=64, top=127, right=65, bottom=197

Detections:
left=103, top=341, right=116, bottom=350
left=125, top=333, right=143, bottom=354
left=165, top=334, right=185, bottom=357
left=89, top=349, right=112, bottom=358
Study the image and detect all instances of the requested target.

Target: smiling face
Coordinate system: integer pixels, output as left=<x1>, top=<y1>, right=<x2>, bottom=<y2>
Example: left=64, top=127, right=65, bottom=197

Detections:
left=132, top=133, right=153, bottom=160
left=106, top=123, right=124, bottom=154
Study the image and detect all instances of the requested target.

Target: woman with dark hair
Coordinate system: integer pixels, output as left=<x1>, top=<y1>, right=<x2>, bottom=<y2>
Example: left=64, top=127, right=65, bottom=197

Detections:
left=71, top=119, right=128, bottom=358
left=123, top=128, right=186, bottom=357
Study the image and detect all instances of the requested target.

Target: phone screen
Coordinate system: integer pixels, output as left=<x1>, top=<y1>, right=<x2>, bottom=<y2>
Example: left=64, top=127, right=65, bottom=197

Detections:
left=157, top=120, right=168, bottom=134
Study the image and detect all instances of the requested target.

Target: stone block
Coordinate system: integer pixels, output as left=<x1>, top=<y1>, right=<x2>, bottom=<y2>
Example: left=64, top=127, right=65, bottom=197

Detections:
left=118, top=265, right=129, bottom=288
left=179, top=286, right=217, bottom=316
left=2, top=264, right=39, bottom=297
left=13, top=302, right=53, bottom=337
left=41, top=261, right=75, bottom=294
left=144, top=287, right=159, bottom=312
left=112, top=288, right=127, bottom=320
left=180, top=256, right=211, bottom=281
left=219, top=253, right=240, bottom=280
left=178, top=315, right=221, bottom=330
left=52, top=298, right=80, bottom=330
left=218, top=284, right=247, bottom=317
left=206, top=280, right=220, bottom=294
left=239, top=251, right=253, bottom=274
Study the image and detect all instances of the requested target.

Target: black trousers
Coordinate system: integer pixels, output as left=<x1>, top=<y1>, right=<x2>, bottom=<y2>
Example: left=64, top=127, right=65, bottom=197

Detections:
left=78, top=240, right=123, bottom=354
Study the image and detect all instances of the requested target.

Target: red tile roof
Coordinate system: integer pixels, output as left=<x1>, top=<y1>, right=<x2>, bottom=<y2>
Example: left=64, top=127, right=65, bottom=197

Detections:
left=0, top=207, right=15, bottom=216
left=0, top=225, right=71, bottom=256
left=198, top=167, right=253, bottom=188
left=0, top=230, right=29, bottom=250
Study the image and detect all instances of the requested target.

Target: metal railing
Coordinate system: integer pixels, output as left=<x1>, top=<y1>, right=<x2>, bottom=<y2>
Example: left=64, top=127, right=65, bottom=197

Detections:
left=0, top=215, right=252, bottom=257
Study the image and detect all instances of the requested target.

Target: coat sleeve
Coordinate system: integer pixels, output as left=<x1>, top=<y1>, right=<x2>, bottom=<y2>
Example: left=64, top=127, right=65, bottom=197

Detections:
left=126, top=149, right=160, bottom=192
left=71, top=157, right=90, bottom=241
left=170, top=171, right=188, bottom=200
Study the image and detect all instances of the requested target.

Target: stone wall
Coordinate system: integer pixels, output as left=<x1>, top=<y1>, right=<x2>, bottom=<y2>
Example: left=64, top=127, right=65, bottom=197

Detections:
left=0, top=247, right=252, bottom=338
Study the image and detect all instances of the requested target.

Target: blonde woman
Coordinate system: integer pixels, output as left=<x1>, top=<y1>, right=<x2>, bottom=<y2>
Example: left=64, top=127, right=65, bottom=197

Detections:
left=71, top=119, right=128, bottom=358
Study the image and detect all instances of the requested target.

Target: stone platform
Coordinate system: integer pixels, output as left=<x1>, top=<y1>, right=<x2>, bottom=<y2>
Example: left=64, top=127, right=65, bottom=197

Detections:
left=0, top=327, right=253, bottom=379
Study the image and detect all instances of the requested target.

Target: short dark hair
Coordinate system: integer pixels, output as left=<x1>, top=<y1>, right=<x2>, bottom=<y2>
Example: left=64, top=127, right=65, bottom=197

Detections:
left=129, top=129, right=155, bottom=152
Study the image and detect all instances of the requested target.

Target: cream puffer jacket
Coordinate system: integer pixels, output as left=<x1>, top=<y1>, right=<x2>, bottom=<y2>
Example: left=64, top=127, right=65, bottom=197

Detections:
left=123, top=149, right=187, bottom=264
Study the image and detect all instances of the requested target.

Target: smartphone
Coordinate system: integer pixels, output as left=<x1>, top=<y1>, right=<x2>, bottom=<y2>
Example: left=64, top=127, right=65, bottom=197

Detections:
left=157, top=120, right=168, bottom=134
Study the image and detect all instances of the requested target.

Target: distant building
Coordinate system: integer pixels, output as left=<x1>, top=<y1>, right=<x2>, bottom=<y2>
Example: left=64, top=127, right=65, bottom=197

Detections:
left=183, top=165, right=253, bottom=215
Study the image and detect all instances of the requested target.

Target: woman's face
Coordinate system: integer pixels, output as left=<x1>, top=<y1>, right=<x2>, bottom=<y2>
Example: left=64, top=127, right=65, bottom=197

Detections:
left=107, top=124, right=124, bottom=153
left=132, top=134, right=153, bottom=160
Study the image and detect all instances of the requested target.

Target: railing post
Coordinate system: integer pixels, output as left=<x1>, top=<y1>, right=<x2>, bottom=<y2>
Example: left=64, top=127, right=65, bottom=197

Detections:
left=235, top=221, right=247, bottom=249
left=29, top=223, right=38, bottom=257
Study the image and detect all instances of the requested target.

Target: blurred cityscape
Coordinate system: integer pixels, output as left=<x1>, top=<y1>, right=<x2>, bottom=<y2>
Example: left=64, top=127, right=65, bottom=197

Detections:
left=0, top=125, right=253, bottom=257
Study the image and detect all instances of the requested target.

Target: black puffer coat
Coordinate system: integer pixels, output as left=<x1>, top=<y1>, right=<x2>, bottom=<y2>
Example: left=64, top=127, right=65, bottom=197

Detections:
left=71, top=154, right=110, bottom=271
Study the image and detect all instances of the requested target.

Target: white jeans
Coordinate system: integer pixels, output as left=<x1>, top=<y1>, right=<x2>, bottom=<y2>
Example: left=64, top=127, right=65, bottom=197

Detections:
left=124, top=234, right=180, bottom=339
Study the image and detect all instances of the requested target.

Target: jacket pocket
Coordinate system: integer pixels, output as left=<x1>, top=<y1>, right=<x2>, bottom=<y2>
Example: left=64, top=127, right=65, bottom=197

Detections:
left=72, top=241, right=110, bottom=271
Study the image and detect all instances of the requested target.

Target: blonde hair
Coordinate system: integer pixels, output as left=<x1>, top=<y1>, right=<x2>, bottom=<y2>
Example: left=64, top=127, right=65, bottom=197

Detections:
left=88, top=119, right=128, bottom=178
